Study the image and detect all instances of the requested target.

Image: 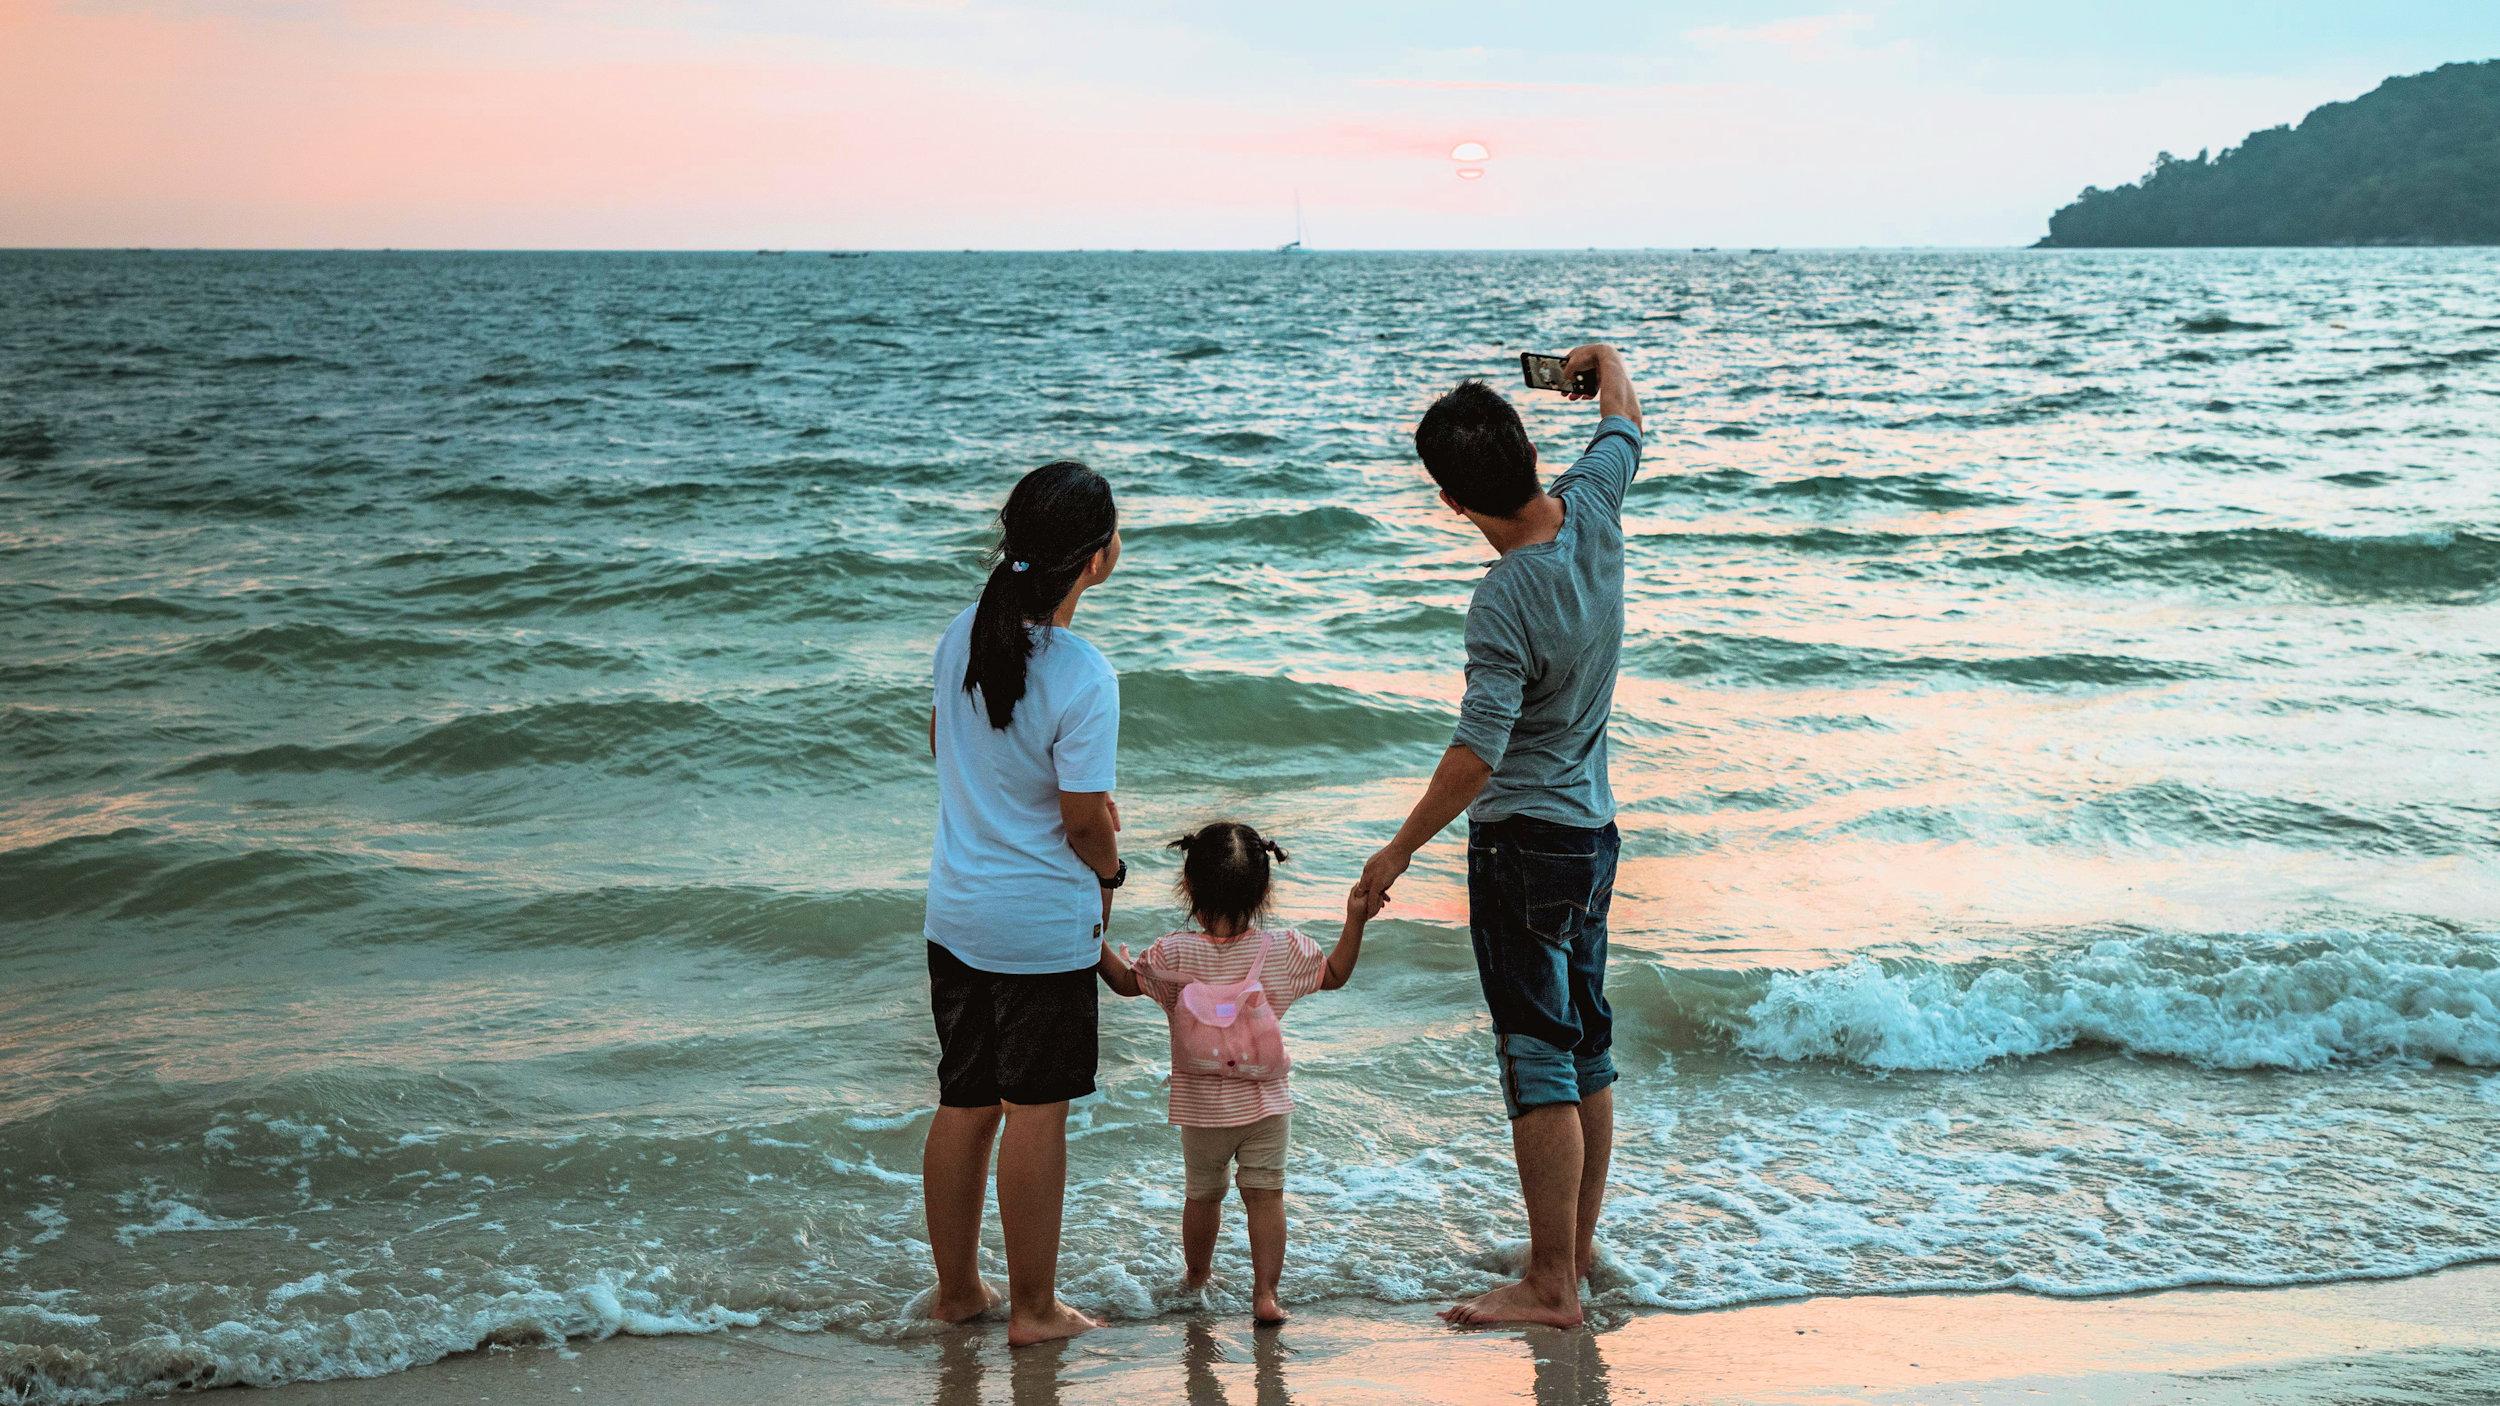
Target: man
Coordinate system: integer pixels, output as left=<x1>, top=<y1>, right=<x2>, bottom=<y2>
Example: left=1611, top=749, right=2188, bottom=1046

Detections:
left=1352, top=342, right=1641, bottom=1328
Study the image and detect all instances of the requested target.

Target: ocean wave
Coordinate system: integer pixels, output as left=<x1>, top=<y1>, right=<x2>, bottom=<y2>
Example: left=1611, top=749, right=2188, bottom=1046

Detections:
left=1752, top=471, right=2010, bottom=509
left=165, top=684, right=923, bottom=783
left=0, top=1267, right=762, bottom=1406
left=187, top=622, right=635, bottom=677
left=1121, top=669, right=1448, bottom=759
left=1623, top=630, right=2197, bottom=689
left=0, top=419, right=61, bottom=464
left=2176, top=315, right=2278, bottom=333
left=1651, top=933, right=2500, bottom=1072
left=1887, top=386, right=2117, bottom=428
left=479, top=883, right=921, bottom=959
left=2056, top=780, right=2493, bottom=854
left=1197, top=430, right=1285, bottom=453
left=421, top=478, right=753, bottom=512
left=1127, top=505, right=1380, bottom=550
left=1637, top=526, right=1927, bottom=556
left=0, top=829, right=408, bottom=926
left=1959, top=527, right=2500, bottom=603
left=401, top=546, right=969, bottom=622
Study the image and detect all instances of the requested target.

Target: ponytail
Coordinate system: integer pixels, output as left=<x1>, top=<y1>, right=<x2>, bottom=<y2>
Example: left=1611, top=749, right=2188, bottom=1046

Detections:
left=1167, top=820, right=1286, bottom=934
left=965, top=460, right=1116, bottom=729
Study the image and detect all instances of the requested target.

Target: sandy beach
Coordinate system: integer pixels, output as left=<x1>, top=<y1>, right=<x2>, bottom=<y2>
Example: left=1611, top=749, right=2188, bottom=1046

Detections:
left=253, top=1263, right=2500, bottom=1405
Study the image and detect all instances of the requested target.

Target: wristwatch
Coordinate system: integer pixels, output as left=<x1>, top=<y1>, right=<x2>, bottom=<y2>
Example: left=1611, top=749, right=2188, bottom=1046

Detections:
left=1098, top=859, right=1128, bottom=890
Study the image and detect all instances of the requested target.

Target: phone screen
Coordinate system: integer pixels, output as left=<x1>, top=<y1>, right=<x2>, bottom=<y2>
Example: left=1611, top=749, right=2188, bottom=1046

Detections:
left=1520, top=352, right=1594, bottom=396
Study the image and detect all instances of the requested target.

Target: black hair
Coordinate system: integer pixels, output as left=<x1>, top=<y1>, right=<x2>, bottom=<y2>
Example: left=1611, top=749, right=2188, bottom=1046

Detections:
left=1413, top=380, right=1539, bottom=517
left=1167, top=821, right=1288, bottom=936
left=965, top=460, right=1117, bottom=729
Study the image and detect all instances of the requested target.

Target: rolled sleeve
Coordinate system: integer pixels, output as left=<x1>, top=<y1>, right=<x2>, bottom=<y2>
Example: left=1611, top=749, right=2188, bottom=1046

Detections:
left=1454, top=605, right=1527, bottom=772
left=1552, top=414, right=1642, bottom=516
left=1052, top=668, right=1120, bottom=792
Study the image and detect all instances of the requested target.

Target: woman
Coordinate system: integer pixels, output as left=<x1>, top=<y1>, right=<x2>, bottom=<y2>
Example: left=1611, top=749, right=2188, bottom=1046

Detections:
left=921, top=460, right=1122, bottom=1347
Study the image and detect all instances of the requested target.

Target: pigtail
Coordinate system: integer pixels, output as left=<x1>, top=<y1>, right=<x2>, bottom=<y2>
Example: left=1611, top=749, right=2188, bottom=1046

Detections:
left=1168, top=821, right=1288, bottom=934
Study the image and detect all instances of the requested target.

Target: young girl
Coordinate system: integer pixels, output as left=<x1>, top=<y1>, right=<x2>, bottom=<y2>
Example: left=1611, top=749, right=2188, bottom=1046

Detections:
left=1098, top=821, right=1367, bottom=1326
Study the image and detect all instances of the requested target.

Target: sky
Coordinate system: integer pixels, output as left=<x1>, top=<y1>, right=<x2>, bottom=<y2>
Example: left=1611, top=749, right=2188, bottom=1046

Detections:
left=2, top=0, right=2493, bottom=249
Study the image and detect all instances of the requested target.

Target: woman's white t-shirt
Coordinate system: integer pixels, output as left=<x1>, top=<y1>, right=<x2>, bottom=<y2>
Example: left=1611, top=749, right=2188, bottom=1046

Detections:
left=924, top=605, right=1119, bottom=974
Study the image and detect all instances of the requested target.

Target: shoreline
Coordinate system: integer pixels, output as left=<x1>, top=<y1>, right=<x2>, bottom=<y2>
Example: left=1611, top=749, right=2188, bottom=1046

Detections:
left=255, top=1263, right=2500, bottom=1404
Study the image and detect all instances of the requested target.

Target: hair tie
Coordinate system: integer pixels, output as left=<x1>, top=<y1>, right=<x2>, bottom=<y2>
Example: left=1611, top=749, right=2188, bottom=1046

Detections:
left=1010, top=560, right=1030, bottom=572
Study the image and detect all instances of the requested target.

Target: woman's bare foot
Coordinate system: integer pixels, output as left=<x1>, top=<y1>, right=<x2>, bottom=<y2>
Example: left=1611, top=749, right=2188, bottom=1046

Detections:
left=1437, top=1277, right=1583, bottom=1329
left=1006, top=1299, right=1101, bottom=1347
left=927, top=1278, right=1003, bottom=1324
left=1253, top=1292, right=1289, bottom=1325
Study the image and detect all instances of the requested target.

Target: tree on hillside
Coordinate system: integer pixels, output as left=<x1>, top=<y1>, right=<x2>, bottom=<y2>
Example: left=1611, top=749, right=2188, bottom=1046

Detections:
left=2036, top=60, right=2500, bottom=247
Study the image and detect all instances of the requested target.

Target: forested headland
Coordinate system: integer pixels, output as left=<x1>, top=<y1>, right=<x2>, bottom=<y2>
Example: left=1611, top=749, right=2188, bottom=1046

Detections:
left=2036, top=60, right=2500, bottom=247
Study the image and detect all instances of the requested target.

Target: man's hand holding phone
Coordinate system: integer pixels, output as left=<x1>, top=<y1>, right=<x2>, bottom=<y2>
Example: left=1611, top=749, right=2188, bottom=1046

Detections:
left=1524, top=342, right=1642, bottom=429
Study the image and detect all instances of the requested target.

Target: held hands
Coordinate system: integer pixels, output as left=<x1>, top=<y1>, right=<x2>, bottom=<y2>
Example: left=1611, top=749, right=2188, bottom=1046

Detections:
left=1349, top=844, right=1412, bottom=922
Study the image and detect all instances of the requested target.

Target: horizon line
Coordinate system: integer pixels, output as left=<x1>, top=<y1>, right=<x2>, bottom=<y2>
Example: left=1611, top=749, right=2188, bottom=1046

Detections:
left=6, top=243, right=2072, bottom=255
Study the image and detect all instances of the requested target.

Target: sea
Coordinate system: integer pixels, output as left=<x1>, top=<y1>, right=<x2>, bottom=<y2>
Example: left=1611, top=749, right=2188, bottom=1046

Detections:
left=3, top=248, right=2497, bottom=1404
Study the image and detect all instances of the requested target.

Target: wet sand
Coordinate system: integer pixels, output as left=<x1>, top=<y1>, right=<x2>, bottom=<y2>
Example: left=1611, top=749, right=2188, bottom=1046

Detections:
left=257, top=1263, right=2500, bottom=1404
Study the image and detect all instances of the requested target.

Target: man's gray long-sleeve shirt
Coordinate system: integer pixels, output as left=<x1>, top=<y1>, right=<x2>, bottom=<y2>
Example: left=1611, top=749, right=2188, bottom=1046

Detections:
left=1452, top=415, right=1641, bottom=828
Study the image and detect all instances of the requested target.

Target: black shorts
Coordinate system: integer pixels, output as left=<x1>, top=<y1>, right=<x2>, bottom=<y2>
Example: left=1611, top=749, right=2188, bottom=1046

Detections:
left=927, top=941, right=1100, bottom=1108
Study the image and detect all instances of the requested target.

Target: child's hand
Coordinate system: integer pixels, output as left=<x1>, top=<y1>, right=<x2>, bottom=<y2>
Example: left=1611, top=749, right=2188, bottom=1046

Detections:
left=1344, top=887, right=1372, bottom=926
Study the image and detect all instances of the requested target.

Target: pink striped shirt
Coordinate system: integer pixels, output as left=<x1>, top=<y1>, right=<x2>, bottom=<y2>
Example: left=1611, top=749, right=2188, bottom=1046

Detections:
left=1131, top=927, right=1328, bottom=1128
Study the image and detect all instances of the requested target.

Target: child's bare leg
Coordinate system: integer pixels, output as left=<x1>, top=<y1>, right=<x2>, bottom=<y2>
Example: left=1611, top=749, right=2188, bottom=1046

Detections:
left=1242, top=1186, right=1288, bottom=1324
left=1182, top=1193, right=1223, bottom=1290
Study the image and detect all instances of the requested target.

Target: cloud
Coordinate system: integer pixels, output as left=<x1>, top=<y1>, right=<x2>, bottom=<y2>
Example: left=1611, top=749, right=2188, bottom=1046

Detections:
left=1685, top=12, right=1874, bottom=50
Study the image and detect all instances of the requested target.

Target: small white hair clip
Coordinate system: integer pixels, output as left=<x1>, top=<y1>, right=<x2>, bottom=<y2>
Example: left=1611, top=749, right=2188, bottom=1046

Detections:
left=1010, top=560, right=1030, bottom=572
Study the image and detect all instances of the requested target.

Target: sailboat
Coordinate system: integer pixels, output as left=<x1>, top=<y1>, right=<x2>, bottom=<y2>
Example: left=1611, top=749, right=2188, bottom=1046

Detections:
left=1278, top=191, right=1307, bottom=255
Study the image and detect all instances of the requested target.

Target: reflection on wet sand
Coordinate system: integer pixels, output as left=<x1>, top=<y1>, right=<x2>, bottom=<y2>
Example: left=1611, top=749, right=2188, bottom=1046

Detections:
left=1183, top=1318, right=1296, bottom=1406
left=925, top=1318, right=1620, bottom=1406
left=1528, top=1327, right=1613, bottom=1405
left=930, top=1328, right=1082, bottom=1406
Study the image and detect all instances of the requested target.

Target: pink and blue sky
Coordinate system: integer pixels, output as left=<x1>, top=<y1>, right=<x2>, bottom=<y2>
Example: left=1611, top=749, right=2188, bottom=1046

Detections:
left=2, top=0, right=2491, bottom=249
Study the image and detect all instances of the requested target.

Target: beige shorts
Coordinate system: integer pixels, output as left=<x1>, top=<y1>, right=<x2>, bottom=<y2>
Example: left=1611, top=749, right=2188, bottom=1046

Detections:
left=1179, top=1113, right=1290, bottom=1199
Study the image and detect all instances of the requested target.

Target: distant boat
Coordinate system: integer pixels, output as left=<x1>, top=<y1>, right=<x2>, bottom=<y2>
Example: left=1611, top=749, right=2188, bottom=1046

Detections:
left=756, top=249, right=785, bottom=256
left=1279, top=190, right=1308, bottom=254
left=826, top=252, right=868, bottom=259
left=1749, top=247, right=1778, bottom=254
left=1690, top=246, right=1719, bottom=252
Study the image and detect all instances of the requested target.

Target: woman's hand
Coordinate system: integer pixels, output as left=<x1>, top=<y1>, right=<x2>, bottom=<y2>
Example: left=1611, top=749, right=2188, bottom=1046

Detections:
left=1097, top=941, right=1143, bottom=998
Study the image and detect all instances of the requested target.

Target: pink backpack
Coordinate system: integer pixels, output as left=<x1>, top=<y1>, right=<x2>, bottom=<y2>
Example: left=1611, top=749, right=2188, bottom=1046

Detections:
left=1169, top=932, right=1291, bottom=1082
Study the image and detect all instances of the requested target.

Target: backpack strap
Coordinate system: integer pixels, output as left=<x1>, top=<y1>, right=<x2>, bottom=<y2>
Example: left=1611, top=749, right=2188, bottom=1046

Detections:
left=1245, top=929, right=1274, bottom=984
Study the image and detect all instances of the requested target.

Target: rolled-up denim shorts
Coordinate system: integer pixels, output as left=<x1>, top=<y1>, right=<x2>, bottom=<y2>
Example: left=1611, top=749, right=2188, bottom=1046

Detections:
left=1466, top=814, right=1620, bottom=1119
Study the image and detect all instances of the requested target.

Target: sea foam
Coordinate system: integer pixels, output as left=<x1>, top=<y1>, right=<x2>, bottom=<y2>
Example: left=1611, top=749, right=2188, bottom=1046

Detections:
left=1729, top=934, right=2500, bottom=1072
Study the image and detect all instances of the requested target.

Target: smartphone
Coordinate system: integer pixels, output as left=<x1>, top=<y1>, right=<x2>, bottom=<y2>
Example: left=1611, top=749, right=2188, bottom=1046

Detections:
left=1521, top=352, right=1597, bottom=396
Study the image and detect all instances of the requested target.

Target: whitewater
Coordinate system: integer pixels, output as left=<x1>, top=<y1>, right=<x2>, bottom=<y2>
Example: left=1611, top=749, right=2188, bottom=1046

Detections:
left=3, top=247, right=2497, bottom=1403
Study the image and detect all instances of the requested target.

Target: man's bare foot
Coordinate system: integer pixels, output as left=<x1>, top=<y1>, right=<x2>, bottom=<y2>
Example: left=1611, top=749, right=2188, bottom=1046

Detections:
left=1253, top=1292, right=1289, bottom=1325
left=1006, top=1299, right=1101, bottom=1347
left=1179, top=1269, right=1211, bottom=1294
left=1437, top=1277, right=1582, bottom=1329
left=927, top=1278, right=1002, bottom=1324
